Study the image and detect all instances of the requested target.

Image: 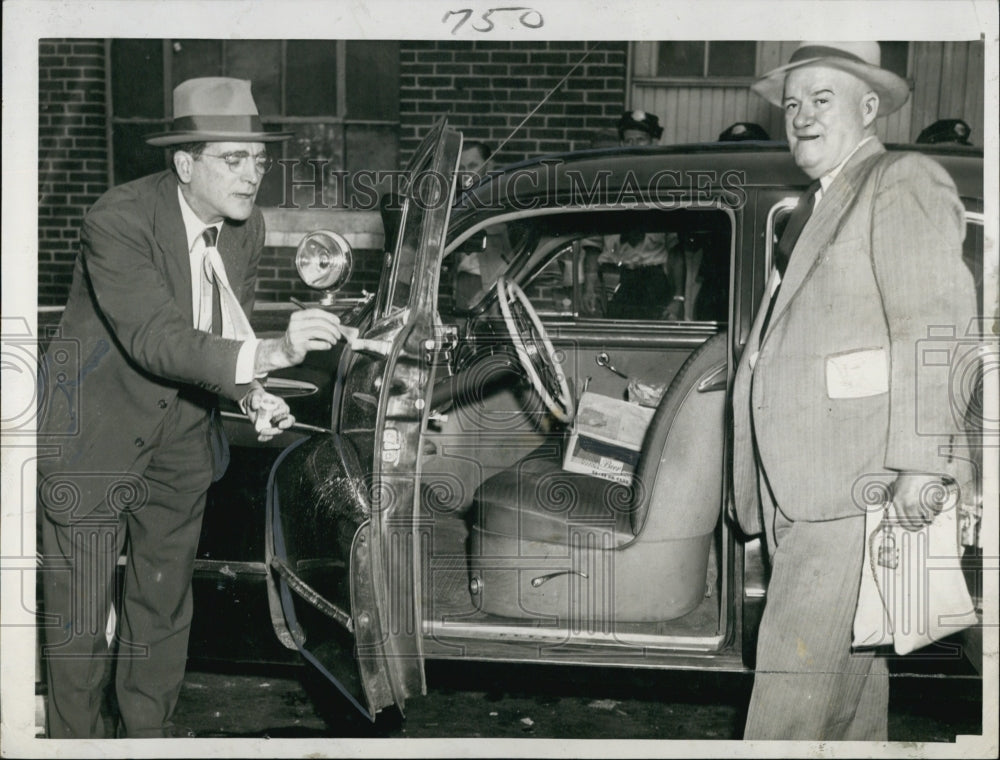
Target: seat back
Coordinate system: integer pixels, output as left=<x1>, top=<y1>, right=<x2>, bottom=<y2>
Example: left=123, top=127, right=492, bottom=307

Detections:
left=627, top=331, right=728, bottom=540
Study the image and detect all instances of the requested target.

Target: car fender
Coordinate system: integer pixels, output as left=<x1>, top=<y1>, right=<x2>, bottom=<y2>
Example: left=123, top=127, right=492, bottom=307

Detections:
left=265, top=432, right=371, bottom=649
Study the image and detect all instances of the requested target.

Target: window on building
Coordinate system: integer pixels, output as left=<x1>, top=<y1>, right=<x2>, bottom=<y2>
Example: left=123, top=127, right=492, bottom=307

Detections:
left=653, top=41, right=757, bottom=80
left=878, top=41, right=910, bottom=79
left=634, top=41, right=909, bottom=83
left=107, top=39, right=400, bottom=207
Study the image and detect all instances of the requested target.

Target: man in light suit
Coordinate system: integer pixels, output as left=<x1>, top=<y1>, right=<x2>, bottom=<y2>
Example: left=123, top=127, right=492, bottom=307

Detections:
left=731, top=43, right=976, bottom=740
left=37, top=77, right=346, bottom=738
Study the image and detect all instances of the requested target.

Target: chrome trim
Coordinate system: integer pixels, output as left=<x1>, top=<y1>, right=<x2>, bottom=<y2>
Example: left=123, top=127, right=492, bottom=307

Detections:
left=263, top=376, right=320, bottom=398
left=192, top=559, right=267, bottom=576
left=743, top=537, right=767, bottom=599
left=271, top=555, right=354, bottom=633
left=764, top=196, right=799, bottom=276
left=427, top=620, right=726, bottom=652
left=696, top=362, right=728, bottom=393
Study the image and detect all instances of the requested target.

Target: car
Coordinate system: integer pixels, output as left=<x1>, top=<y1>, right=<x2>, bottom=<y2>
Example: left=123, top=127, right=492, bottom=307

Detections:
left=136, top=119, right=991, bottom=721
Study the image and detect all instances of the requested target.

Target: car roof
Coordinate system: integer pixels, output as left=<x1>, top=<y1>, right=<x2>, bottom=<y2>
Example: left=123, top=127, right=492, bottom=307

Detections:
left=451, top=141, right=983, bottom=232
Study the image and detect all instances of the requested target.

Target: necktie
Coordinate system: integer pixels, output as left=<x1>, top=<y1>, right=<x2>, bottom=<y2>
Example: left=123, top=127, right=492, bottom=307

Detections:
left=774, top=181, right=820, bottom=277
left=198, top=226, right=255, bottom=342
left=759, top=182, right=819, bottom=337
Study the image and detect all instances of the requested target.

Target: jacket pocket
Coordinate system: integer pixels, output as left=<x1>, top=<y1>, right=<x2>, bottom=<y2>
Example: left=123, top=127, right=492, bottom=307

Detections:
left=825, top=348, right=888, bottom=399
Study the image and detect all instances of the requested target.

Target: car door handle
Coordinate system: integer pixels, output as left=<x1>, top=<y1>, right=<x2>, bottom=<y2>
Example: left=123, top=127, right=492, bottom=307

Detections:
left=595, top=352, right=628, bottom=379
left=530, top=570, right=589, bottom=587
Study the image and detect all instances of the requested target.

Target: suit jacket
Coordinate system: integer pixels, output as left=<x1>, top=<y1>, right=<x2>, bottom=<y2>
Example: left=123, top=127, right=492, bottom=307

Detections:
left=37, top=170, right=265, bottom=522
left=732, top=139, right=976, bottom=533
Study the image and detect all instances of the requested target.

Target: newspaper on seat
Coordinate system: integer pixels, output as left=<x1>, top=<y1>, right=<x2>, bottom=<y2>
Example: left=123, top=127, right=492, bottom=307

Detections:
left=563, top=391, right=655, bottom=485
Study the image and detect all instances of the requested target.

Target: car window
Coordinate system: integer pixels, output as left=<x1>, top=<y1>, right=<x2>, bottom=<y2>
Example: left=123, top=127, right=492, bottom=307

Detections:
left=444, top=207, right=733, bottom=323
left=374, top=119, right=455, bottom=323
left=440, top=219, right=534, bottom=313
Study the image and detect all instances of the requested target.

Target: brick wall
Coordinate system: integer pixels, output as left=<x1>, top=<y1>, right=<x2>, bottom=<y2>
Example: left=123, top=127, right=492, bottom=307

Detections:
left=399, top=41, right=628, bottom=167
left=38, top=39, right=109, bottom=306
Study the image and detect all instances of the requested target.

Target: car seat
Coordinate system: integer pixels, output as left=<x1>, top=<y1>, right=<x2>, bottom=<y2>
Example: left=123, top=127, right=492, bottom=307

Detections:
left=466, top=332, right=728, bottom=624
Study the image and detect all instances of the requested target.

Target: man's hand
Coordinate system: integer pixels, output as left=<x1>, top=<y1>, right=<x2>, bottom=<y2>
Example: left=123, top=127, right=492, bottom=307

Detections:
left=662, top=297, right=685, bottom=321
left=242, top=386, right=295, bottom=442
left=255, top=308, right=345, bottom=374
left=890, top=472, right=956, bottom=531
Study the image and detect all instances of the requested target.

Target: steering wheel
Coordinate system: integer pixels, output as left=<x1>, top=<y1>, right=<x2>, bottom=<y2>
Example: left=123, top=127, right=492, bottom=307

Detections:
left=496, top=275, right=575, bottom=424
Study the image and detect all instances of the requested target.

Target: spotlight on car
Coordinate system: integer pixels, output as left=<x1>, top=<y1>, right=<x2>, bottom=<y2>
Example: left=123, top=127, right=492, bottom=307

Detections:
left=295, top=230, right=354, bottom=307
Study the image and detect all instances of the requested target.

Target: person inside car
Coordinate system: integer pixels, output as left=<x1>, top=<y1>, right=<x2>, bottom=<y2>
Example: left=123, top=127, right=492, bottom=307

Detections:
left=678, top=228, right=729, bottom=322
left=582, top=110, right=686, bottom=319
left=454, top=140, right=519, bottom=308
left=458, top=139, right=493, bottom=187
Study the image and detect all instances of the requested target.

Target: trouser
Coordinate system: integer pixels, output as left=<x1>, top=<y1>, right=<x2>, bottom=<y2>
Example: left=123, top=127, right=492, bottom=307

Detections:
left=744, top=500, right=889, bottom=740
left=40, top=397, right=214, bottom=738
left=608, top=265, right=670, bottom=319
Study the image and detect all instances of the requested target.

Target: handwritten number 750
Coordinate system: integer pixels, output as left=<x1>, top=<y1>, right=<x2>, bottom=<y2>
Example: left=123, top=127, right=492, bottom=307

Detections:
left=443, top=7, right=544, bottom=34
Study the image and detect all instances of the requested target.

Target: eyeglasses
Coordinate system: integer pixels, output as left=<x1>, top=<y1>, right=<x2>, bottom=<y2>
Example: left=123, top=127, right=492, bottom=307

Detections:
left=200, top=152, right=275, bottom=175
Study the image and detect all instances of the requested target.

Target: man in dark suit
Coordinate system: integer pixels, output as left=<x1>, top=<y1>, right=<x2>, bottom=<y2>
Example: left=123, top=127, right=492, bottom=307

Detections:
left=731, top=43, right=976, bottom=739
left=36, top=77, right=345, bottom=738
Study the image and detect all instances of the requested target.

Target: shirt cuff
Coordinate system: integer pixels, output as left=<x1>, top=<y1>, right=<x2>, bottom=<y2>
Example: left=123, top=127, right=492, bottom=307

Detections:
left=235, top=337, right=261, bottom=384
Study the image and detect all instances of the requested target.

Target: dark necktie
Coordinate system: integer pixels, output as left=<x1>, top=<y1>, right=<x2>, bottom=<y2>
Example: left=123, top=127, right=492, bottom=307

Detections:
left=198, top=227, right=221, bottom=334
left=774, top=181, right=820, bottom=277
left=200, top=226, right=256, bottom=341
left=759, top=182, right=819, bottom=337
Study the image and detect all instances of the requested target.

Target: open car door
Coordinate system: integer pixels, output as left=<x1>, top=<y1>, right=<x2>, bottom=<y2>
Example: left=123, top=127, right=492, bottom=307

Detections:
left=265, top=118, right=462, bottom=720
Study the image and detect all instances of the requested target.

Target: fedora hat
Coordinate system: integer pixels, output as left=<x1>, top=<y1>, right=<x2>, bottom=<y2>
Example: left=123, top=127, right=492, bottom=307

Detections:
left=752, top=42, right=910, bottom=116
left=146, top=77, right=294, bottom=146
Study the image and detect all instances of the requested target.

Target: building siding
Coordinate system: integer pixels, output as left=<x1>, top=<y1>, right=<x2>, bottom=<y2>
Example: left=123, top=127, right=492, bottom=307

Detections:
left=630, top=41, right=985, bottom=147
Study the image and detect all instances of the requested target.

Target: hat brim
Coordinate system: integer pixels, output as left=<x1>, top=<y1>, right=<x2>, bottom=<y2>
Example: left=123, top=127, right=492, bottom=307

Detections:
left=752, top=57, right=910, bottom=116
left=146, top=130, right=295, bottom=147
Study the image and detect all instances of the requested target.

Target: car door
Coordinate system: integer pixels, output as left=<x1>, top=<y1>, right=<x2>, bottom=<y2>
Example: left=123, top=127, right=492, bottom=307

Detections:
left=265, top=118, right=462, bottom=720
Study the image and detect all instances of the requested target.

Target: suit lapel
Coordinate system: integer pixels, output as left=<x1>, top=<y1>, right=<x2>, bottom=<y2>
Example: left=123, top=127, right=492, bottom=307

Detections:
left=765, top=139, right=886, bottom=335
left=151, top=172, right=195, bottom=323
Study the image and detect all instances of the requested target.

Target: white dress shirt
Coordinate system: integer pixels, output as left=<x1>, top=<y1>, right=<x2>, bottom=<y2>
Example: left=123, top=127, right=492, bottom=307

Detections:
left=177, top=187, right=259, bottom=384
left=815, top=135, right=877, bottom=206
